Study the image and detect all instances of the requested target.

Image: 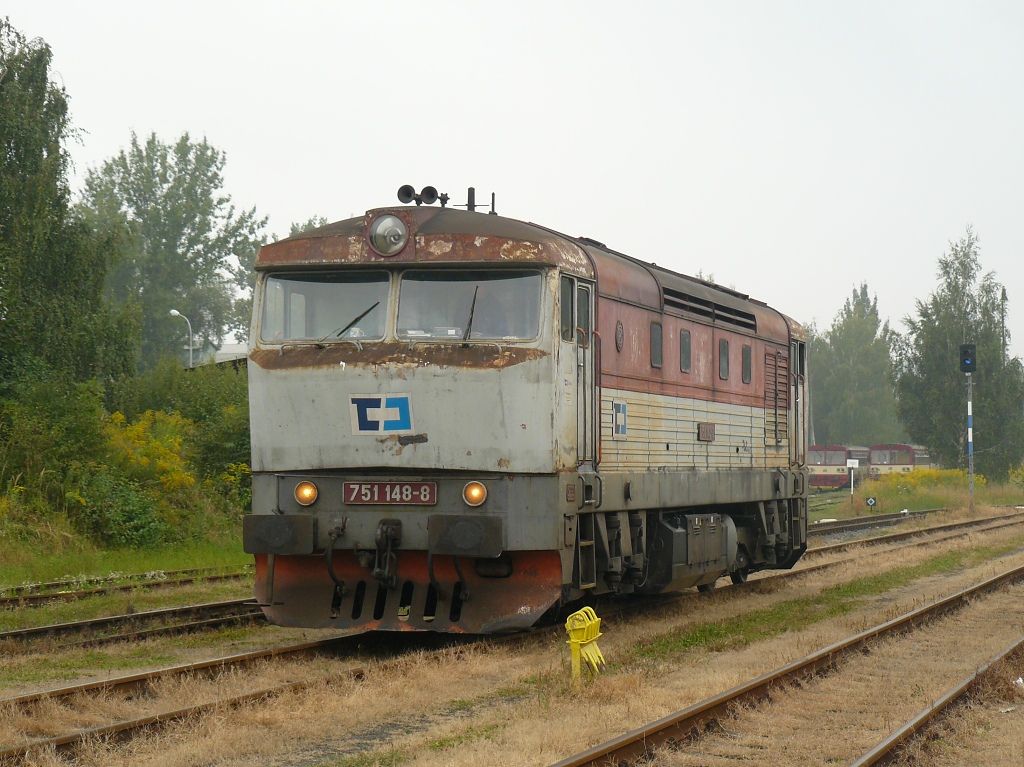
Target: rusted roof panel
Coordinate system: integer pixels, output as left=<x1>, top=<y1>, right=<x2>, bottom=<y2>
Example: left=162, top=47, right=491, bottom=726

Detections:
left=256, top=207, right=594, bottom=277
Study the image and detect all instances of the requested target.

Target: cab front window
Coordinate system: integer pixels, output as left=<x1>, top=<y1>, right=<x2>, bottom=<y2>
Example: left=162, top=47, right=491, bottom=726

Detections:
left=261, top=271, right=389, bottom=342
left=397, top=269, right=542, bottom=340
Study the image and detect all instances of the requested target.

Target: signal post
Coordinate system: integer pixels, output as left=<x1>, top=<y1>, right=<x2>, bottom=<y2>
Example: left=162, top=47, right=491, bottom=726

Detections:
left=960, top=344, right=976, bottom=512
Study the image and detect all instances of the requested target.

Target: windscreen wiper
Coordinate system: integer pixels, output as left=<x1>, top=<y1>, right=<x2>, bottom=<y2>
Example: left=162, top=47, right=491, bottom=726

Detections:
left=462, top=286, right=480, bottom=344
left=318, top=301, right=380, bottom=344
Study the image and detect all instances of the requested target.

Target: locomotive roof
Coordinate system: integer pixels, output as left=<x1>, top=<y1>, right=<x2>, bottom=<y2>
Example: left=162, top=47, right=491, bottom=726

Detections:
left=256, top=206, right=801, bottom=341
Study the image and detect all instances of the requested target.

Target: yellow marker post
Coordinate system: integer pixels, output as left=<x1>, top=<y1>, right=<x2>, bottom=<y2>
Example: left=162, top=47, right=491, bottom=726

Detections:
left=565, top=606, right=606, bottom=681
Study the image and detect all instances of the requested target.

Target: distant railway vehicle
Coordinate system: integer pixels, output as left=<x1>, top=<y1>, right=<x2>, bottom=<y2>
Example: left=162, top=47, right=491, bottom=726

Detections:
left=868, top=443, right=917, bottom=477
left=808, top=445, right=851, bottom=488
left=808, top=444, right=870, bottom=489
left=242, top=188, right=809, bottom=633
left=911, top=444, right=932, bottom=469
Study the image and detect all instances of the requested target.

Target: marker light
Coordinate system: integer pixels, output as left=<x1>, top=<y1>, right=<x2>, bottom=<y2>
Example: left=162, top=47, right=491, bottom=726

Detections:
left=368, top=214, right=408, bottom=256
left=294, top=480, right=319, bottom=506
left=462, top=481, right=487, bottom=507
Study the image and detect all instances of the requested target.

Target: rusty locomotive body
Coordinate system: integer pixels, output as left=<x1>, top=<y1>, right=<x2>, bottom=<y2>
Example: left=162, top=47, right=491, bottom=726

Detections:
left=243, top=199, right=809, bottom=633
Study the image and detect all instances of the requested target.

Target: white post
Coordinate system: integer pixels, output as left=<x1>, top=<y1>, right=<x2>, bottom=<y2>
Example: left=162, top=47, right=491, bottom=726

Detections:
left=967, top=372, right=974, bottom=512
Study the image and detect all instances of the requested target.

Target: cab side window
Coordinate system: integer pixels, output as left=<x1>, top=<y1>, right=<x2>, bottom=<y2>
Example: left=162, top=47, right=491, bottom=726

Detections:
left=560, top=276, right=574, bottom=341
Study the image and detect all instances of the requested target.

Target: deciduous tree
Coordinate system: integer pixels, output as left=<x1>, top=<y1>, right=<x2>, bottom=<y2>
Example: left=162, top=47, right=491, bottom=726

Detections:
left=0, top=19, right=135, bottom=382
left=81, top=132, right=266, bottom=368
left=894, top=229, right=1024, bottom=479
left=809, top=284, right=903, bottom=446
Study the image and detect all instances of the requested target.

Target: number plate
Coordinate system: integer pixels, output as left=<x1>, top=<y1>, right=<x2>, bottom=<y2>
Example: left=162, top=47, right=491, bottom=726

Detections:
left=343, top=481, right=437, bottom=505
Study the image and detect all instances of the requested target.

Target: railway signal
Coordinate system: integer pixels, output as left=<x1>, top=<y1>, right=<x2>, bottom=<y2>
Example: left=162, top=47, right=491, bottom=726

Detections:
left=960, top=343, right=976, bottom=512
left=959, top=343, right=976, bottom=373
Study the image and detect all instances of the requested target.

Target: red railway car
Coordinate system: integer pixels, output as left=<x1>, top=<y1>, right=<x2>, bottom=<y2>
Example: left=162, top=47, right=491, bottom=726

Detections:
left=868, top=443, right=916, bottom=477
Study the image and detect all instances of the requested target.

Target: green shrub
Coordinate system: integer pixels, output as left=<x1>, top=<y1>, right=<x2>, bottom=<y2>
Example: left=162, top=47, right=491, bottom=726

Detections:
left=0, top=375, right=107, bottom=504
left=68, top=466, right=169, bottom=547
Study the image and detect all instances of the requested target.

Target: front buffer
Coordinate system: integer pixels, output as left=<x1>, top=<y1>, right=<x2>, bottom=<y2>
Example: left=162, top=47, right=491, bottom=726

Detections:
left=253, top=549, right=563, bottom=633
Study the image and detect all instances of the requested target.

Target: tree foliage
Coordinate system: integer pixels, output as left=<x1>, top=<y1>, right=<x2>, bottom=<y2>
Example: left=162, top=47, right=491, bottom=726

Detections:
left=81, top=132, right=266, bottom=368
left=894, top=229, right=1024, bottom=479
left=809, top=284, right=903, bottom=446
left=0, top=19, right=136, bottom=382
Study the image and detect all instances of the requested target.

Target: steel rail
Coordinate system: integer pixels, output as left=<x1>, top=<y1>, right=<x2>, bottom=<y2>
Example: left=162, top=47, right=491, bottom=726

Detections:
left=804, top=510, right=1024, bottom=557
left=0, top=598, right=257, bottom=643
left=63, top=610, right=266, bottom=649
left=0, top=634, right=355, bottom=711
left=808, top=508, right=943, bottom=535
left=849, top=634, right=1024, bottom=767
left=548, top=562, right=1024, bottom=767
left=0, top=571, right=250, bottom=609
left=0, top=565, right=252, bottom=599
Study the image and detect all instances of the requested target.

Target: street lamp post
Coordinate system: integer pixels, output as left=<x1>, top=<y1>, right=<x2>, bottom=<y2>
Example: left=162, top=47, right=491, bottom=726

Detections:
left=169, top=309, right=193, bottom=368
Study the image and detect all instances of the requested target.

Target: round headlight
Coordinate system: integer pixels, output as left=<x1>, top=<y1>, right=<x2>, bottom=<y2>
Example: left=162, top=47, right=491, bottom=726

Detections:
left=294, top=480, right=319, bottom=506
left=463, top=481, right=487, bottom=507
left=368, top=215, right=408, bottom=256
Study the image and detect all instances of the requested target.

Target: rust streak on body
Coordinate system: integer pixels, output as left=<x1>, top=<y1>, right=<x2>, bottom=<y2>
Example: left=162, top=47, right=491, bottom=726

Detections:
left=250, top=344, right=548, bottom=371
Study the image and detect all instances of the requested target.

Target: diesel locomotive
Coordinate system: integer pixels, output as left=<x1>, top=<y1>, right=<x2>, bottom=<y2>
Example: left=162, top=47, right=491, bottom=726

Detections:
left=243, top=189, right=809, bottom=633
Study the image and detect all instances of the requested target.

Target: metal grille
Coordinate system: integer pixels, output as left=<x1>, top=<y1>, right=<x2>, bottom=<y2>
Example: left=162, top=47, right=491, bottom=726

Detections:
left=764, top=350, right=789, bottom=444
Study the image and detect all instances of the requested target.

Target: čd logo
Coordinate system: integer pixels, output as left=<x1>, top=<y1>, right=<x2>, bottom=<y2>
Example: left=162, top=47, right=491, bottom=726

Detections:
left=350, top=395, right=414, bottom=435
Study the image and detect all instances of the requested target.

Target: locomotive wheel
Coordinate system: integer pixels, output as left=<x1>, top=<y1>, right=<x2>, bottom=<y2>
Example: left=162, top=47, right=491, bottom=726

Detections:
left=730, top=548, right=751, bottom=585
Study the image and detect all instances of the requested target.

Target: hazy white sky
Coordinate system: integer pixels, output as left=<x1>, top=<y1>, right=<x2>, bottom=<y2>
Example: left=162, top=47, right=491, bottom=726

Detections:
left=9, top=1, right=1024, bottom=357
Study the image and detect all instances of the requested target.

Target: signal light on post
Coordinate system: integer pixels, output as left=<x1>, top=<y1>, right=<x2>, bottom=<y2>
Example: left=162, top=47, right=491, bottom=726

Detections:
left=959, top=343, right=976, bottom=373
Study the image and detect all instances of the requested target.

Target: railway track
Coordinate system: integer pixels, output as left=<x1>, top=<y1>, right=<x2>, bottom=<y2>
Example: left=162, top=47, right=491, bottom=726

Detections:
left=849, top=636, right=1024, bottom=766
left=803, top=508, right=1024, bottom=557
left=0, top=598, right=264, bottom=648
left=3, top=511, right=1022, bottom=763
left=807, top=507, right=944, bottom=535
left=0, top=564, right=252, bottom=598
left=549, top=561, right=1024, bottom=767
left=4, top=510, right=1018, bottom=651
left=0, top=633, right=371, bottom=762
left=0, top=567, right=252, bottom=609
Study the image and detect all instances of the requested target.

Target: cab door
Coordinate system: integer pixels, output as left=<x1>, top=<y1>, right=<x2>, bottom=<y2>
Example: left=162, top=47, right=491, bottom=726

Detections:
left=791, top=340, right=807, bottom=467
left=560, top=276, right=596, bottom=467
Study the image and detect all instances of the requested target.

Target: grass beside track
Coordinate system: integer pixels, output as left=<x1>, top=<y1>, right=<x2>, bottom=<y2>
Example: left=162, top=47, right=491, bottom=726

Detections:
left=0, top=539, right=249, bottom=589
left=631, top=535, right=1024, bottom=662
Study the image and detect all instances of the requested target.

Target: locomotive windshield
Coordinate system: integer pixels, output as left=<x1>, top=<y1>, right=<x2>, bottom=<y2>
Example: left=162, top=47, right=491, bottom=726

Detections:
left=397, top=269, right=542, bottom=340
left=261, top=271, right=389, bottom=342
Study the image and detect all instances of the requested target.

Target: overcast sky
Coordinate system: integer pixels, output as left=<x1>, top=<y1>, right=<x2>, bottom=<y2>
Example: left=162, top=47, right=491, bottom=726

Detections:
left=9, top=1, right=1024, bottom=357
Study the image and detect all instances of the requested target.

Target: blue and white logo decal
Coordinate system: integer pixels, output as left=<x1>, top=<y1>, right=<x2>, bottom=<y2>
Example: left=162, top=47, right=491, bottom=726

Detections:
left=350, top=394, right=414, bottom=435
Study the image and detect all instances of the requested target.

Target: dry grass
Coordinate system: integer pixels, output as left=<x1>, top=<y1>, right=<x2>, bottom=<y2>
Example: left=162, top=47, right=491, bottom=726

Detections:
left=650, top=585, right=1024, bottom=765
left=8, top=518, right=1023, bottom=767
left=888, top=654, right=1024, bottom=767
